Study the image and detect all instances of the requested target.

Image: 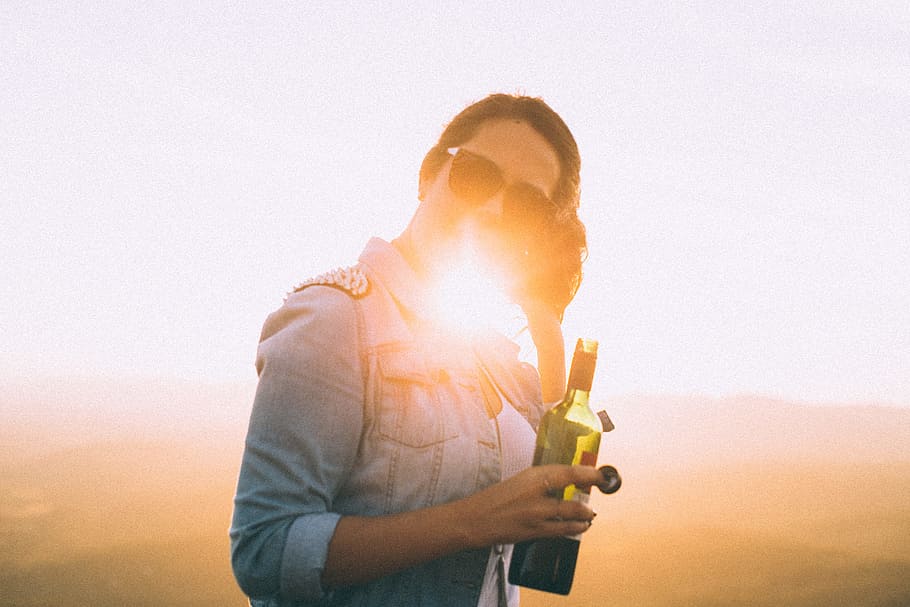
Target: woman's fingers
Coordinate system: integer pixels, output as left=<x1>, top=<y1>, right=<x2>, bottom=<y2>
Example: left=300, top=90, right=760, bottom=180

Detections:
left=531, top=465, right=599, bottom=524
left=550, top=498, right=596, bottom=522
left=535, top=510, right=595, bottom=538
left=469, top=464, right=601, bottom=545
left=537, top=464, right=604, bottom=495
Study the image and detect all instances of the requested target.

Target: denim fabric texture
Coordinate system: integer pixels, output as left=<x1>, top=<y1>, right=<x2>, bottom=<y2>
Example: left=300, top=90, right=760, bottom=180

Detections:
left=230, top=238, right=545, bottom=606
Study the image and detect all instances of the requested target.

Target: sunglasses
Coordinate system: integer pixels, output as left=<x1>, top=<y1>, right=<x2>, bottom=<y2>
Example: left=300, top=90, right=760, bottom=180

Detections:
left=447, top=147, right=559, bottom=233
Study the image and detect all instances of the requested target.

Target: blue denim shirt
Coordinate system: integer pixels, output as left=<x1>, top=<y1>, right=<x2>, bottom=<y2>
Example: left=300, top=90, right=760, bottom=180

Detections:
left=230, top=238, right=546, bottom=607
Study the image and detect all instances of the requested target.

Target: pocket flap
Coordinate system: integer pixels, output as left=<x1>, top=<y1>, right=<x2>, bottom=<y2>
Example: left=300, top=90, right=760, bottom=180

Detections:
left=378, top=349, right=432, bottom=384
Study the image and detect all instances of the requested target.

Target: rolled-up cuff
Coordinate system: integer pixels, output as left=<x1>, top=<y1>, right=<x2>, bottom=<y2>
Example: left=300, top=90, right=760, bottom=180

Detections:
left=280, top=512, right=343, bottom=602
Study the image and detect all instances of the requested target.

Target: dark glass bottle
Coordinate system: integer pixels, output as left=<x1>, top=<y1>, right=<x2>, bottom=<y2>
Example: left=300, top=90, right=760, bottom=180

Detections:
left=508, top=338, right=600, bottom=595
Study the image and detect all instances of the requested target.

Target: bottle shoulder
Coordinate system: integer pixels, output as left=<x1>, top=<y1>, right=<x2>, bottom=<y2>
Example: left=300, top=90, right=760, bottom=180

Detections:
left=540, top=397, right=600, bottom=432
left=564, top=404, right=600, bottom=430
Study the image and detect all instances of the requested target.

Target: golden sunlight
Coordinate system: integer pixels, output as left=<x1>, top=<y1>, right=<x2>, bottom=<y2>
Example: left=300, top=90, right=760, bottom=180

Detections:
left=428, top=241, right=526, bottom=340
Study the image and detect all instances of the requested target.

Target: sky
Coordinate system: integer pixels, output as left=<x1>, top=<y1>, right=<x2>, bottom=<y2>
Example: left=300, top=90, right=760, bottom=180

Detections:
left=2, top=3, right=908, bottom=406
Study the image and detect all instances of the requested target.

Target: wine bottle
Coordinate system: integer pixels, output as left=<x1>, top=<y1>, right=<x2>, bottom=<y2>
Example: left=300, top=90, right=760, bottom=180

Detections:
left=508, top=338, right=601, bottom=595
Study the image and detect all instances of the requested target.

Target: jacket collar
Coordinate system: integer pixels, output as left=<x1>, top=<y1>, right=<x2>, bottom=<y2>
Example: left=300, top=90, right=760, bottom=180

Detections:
left=358, top=237, right=431, bottom=321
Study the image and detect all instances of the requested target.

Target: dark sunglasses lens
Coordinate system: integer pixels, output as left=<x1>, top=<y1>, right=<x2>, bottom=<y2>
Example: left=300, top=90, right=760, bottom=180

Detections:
left=450, top=151, right=502, bottom=204
left=503, top=183, right=556, bottom=228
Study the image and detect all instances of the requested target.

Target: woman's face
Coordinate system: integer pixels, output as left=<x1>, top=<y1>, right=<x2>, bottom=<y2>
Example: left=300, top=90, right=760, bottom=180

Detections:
left=413, top=119, right=561, bottom=283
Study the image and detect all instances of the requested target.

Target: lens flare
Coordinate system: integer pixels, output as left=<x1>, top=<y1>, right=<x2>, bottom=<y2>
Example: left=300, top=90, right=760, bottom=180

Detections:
left=427, top=236, right=525, bottom=339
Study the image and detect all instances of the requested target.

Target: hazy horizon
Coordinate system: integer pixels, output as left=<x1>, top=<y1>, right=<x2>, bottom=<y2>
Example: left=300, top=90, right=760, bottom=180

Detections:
left=3, top=380, right=908, bottom=606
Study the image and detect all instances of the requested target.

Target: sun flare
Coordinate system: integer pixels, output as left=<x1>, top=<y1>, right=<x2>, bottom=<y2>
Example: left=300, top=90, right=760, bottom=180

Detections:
left=427, top=241, right=526, bottom=340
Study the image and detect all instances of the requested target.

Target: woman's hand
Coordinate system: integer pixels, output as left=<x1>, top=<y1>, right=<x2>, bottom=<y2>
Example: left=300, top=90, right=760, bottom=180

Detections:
left=322, top=464, right=601, bottom=589
left=454, top=464, right=602, bottom=548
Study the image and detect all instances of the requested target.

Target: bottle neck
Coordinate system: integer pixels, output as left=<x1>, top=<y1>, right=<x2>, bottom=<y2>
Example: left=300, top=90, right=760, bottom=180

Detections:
left=562, top=337, right=598, bottom=407
left=566, top=386, right=591, bottom=408
left=566, top=350, right=596, bottom=393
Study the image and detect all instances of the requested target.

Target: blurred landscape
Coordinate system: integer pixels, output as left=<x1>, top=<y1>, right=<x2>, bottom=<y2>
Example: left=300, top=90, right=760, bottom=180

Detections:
left=2, top=379, right=908, bottom=606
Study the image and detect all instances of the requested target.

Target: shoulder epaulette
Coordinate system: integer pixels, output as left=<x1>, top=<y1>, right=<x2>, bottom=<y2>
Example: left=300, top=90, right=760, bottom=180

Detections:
left=290, top=265, right=370, bottom=298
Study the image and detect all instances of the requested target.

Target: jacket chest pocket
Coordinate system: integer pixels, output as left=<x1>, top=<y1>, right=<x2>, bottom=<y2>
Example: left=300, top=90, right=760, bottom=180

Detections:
left=375, top=349, right=459, bottom=448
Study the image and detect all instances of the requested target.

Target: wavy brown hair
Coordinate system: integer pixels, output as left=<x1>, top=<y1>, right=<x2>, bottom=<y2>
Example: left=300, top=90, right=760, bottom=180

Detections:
left=420, top=94, right=588, bottom=318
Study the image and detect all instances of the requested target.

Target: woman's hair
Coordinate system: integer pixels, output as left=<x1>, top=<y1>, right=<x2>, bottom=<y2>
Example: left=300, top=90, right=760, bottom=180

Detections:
left=419, top=94, right=581, bottom=211
left=519, top=212, right=588, bottom=319
left=420, top=94, right=588, bottom=317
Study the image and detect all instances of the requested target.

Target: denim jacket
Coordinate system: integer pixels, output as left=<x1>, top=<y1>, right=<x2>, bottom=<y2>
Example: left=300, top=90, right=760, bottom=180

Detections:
left=230, top=238, right=547, bottom=606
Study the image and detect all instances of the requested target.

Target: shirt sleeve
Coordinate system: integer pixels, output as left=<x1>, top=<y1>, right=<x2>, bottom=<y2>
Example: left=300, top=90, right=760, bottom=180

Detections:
left=230, top=286, right=364, bottom=604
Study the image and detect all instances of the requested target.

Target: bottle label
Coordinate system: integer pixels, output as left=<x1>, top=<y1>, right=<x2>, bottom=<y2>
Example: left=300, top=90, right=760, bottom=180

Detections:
left=566, top=489, right=590, bottom=540
left=569, top=489, right=590, bottom=506
left=578, top=450, right=597, bottom=467
left=563, top=450, right=597, bottom=540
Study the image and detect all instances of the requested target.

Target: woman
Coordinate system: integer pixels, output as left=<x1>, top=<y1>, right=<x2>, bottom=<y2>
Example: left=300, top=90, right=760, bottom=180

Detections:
left=231, top=94, right=600, bottom=606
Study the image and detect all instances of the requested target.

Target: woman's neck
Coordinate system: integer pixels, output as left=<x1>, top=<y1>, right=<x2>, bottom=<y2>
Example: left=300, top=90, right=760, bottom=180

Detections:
left=391, top=230, right=426, bottom=280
